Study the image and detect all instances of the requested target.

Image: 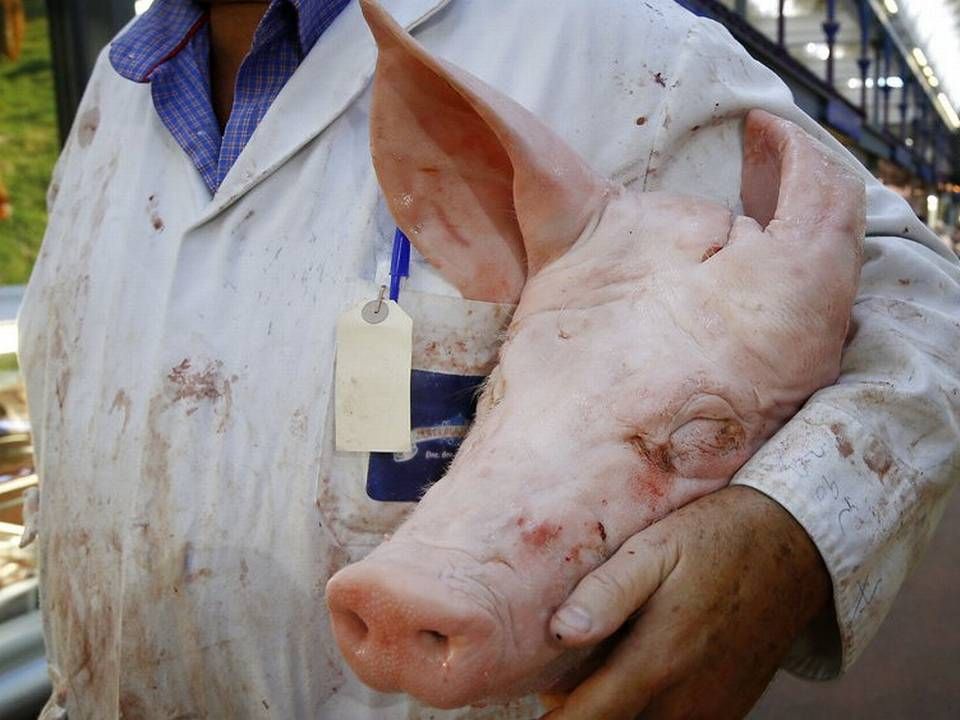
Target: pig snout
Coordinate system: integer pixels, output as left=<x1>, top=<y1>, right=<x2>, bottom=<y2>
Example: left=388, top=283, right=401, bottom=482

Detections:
left=325, top=489, right=639, bottom=708
left=326, top=553, right=508, bottom=708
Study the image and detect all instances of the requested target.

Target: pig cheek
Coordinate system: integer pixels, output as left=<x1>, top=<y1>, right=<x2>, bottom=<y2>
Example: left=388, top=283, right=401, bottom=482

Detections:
left=509, top=514, right=614, bottom=619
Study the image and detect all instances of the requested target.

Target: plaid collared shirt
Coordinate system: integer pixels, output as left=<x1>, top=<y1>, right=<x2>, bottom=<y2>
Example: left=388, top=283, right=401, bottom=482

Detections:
left=109, top=0, right=351, bottom=193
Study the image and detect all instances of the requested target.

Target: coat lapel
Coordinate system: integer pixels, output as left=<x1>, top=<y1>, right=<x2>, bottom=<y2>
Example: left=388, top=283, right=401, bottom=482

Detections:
left=193, top=0, right=450, bottom=226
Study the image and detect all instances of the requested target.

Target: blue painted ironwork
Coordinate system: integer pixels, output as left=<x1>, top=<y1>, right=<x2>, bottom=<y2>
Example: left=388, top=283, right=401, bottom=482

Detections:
left=670, top=0, right=955, bottom=184
left=777, top=0, right=786, bottom=48
left=872, top=34, right=883, bottom=126
left=894, top=144, right=913, bottom=170
left=857, top=0, right=872, bottom=112
left=919, top=100, right=931, bottom=168
left=882, top=34, right=893, bottom=132
left=827, top=98, right=864, bottom=140
left=911, top=80, right=923, bottom=155
left=822, top=0, right=840, bottom=87
left=899, top=56, right=910, bottom=141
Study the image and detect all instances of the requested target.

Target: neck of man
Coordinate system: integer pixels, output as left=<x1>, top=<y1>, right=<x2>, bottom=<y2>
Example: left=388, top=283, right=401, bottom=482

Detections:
left=208, top=2, right=271, bottom=131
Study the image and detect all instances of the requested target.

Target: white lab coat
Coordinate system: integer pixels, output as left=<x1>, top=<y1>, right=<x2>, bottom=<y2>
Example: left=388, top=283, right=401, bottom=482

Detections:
left=18, top=0, right=960, bottom=717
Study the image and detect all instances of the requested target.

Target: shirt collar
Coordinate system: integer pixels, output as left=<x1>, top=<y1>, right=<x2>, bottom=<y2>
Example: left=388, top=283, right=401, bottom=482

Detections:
left=291, top=0, right=353, bottom=57
left=109, top=0, right=352, bottom=83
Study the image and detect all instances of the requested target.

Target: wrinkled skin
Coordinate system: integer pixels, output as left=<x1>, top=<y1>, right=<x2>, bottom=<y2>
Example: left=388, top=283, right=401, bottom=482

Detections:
left=326, top=0, right=864, bottom=710
left=539, top=485, right=833, bottom=720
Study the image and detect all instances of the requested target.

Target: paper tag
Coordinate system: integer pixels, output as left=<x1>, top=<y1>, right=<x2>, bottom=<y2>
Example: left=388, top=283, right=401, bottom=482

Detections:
left=335, top=298, right=413, bottom=452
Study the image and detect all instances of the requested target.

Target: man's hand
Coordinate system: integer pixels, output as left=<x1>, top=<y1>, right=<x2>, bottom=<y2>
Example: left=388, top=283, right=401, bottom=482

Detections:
left=541, top=486, right=833, bottom=720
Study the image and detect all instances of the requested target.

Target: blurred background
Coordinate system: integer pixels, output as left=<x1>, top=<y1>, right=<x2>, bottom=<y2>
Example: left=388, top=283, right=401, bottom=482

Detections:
left=0, top=0, right=957, bottom=717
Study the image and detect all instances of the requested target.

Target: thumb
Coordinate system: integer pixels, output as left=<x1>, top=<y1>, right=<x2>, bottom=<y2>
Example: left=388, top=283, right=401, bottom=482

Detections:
left=550, top=532, right=679, bottom=648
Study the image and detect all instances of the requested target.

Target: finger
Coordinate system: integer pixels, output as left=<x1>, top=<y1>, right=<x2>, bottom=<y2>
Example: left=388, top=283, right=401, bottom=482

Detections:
left=545, top=598, right=685, bottom=720
left=550, top=531, right=680, bottom=648
left=740, top=109, right=865, bottom=244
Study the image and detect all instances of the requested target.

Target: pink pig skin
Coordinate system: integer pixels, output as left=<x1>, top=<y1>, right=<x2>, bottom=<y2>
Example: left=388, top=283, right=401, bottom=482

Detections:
left=326, top=0, right=865, bottom=709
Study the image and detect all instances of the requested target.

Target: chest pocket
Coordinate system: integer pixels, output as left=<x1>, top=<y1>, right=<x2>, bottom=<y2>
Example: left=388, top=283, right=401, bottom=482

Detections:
left=366, top=369, right=483, bottom=501
left=316, top=291, right=514, bottom=544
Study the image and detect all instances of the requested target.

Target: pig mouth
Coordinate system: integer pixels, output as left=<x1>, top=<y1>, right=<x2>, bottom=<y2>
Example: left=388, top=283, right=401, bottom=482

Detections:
left=326, top=546, right=526, bottom=708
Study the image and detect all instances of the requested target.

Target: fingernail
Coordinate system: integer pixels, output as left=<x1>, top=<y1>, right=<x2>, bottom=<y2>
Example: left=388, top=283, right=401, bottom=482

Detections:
left=554, top=605, right=592, bottom=634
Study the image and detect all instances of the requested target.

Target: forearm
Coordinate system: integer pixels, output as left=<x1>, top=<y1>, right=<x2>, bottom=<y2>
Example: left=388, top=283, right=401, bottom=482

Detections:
left=732, top=236, right=960, bottom=676
left=652, top=17, right=960, bottom=676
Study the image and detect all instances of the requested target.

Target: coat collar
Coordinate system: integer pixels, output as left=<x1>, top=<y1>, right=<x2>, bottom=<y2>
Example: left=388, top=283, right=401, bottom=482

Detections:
left=191, top=0, right=450, bottom=226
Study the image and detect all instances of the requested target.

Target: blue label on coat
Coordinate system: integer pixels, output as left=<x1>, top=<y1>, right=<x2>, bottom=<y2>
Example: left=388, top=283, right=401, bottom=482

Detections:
left=367, top=369, right=485, bottom=502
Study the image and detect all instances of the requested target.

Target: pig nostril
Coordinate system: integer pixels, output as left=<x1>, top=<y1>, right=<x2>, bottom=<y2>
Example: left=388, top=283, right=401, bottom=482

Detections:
left=418, top=629, right=448, bottom=646
left=416, top=629, right=451, bottom=661
left=334, top=608, right=370, bottom=648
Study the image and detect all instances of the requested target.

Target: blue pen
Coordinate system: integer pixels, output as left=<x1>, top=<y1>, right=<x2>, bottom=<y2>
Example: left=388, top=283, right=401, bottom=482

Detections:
left=389, top=228, right=411, bottom=302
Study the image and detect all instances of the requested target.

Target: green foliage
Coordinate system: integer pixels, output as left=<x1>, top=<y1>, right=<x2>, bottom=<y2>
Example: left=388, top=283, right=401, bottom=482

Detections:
left=0, top=1, right=58, bottom=285
left=0, top=352, right=18, bottom=374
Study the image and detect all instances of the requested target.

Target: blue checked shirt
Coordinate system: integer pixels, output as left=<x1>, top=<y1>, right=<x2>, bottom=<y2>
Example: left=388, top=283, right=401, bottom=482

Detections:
left=109, top=0, right=351, bottom=193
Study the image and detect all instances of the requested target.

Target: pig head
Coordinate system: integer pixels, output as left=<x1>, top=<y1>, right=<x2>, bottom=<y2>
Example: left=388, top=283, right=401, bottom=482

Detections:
left=327, top=0, right=865, bottom=709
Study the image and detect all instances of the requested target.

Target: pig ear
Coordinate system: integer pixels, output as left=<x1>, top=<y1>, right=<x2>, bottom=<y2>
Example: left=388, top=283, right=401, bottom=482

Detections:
left=360, top=0, right=609, bottom=303
left=740, top=109, right=865, bottom=239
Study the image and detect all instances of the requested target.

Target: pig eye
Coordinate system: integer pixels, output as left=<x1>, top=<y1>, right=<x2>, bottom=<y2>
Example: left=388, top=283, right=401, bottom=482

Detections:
left=667, top=418, right=748, bottom=480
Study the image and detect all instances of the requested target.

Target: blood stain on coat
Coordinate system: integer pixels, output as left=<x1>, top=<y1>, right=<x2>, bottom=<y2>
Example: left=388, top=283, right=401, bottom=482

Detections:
left=216, top=376, right=234, bottom=433
left=45, top=529, right=118, bottom=712
left=55, top=369, right=71, bottom=411
left=636, top=116, right=647, bottom=126
left=653, top=72, right=667, bottom=87
left=47, top=180, right=61, bottom=209
left=290, top=407, right=308, bottom=438
left=415, top=323, right=504, bottom=375
left=49, top=321, right=72, bottom=411
left=830, top=422, right=854, bottom=457
left=77, top=107, right=101, bottom=148
left=898, top=278, right=911, bottom=286
left=147, top=194, right=164, bottom=232
left=324, top=543, right=351, bottom=583
left=110, top=389, right=132, bottom=433
left=167, top=359, right=233, bottom=404
left=119, top=691, right=148, bottom=719
left=863, top=439, right=893, bottom=480
left=91, top=157, right=118, bottom=231
left=180, top=542, right=214, bottom=586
